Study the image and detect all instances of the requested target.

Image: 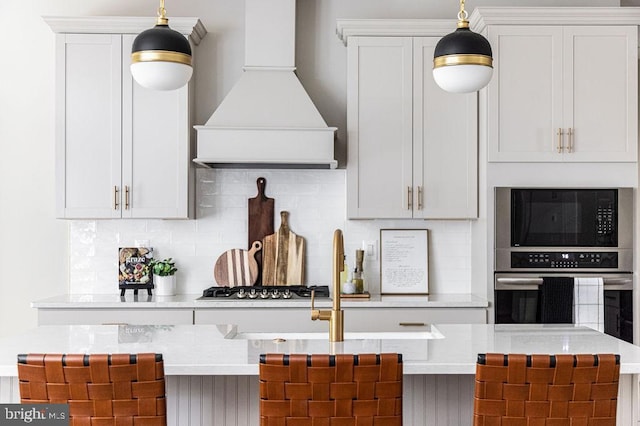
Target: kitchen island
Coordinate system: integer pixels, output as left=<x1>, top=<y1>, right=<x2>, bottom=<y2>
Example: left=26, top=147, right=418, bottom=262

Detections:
left=0, top=324, right=638, bottom=425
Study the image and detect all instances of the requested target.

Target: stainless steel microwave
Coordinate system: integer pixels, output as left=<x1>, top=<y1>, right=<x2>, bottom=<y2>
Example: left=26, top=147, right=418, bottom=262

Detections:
left=495, top=187, right=633, bottom=272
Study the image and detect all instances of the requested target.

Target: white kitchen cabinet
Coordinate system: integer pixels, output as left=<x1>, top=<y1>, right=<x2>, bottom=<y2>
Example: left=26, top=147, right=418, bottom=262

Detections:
left=46, top=17, right=205, bottom=219
left=478, top=18, right=638, bottom=162
left=194, top=308, right=329, bottom=332
left=344, top=307, right=486, bottom=331
left=194, top=307, right=487, bottom=331
left=38, top=308, right=194, bottom=325
left=345, top=35, right=477, bottom=219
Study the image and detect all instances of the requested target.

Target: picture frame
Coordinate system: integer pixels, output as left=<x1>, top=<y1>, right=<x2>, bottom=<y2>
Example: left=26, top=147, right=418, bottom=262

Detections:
left=380, top=229, right=429, bottom=295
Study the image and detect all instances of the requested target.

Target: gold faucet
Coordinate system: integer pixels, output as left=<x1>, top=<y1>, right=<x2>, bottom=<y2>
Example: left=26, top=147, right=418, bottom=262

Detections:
left=311, top=229, right=344, bottom=342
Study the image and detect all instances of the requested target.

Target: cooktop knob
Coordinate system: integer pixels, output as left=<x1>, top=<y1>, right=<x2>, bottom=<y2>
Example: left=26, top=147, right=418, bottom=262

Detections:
left=236, top=288, right=247, bottom=299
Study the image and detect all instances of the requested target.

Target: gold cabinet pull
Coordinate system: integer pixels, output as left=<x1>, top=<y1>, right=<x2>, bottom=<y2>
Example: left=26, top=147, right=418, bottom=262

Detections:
left=399, top=322, right=426, bottom=327
left=407, top=186, right=413, bottom=210
left=125, top=186, right=130, bottom=210
left=556, top=128, right=564, bottom=153
left=567, top=128, right=573, bottom=153
left=417, top=186, right=423, bottom=210
left=114, top=186, right=120, bottom=210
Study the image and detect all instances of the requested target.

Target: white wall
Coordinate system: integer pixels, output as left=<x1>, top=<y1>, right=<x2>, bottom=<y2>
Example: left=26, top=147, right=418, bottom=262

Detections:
left=0, top=0, right=625, bottom=338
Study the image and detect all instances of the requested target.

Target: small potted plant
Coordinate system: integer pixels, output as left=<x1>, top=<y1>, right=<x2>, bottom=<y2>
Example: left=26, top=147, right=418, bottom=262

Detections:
left=150, top=258, right=178, bottom=296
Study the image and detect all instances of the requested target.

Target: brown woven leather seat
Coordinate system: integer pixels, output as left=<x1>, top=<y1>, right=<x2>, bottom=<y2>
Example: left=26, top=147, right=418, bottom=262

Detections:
left=474, top=353, right=620, bottom=426
left=17, top=353, right=166, bottom=426
left=259, top=353, right=403, bottom=425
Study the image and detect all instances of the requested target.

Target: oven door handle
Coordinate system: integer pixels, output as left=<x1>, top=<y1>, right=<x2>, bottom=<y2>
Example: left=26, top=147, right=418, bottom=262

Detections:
left=602, top=277, right=633, bottom=289
left=495, top=277, right=543, bottom=290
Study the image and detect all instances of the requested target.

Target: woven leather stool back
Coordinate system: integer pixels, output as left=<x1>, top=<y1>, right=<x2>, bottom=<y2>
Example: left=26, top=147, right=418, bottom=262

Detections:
left=474, top=353, right=620, bottom=426
left=17, top=353, right=166, bottom=426
left=259, top=353, right=403, bottom=426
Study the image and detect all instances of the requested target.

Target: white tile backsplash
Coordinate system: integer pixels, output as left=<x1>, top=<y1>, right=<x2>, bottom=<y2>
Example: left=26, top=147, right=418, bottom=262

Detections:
left=69, top=169, right=473, bottom=295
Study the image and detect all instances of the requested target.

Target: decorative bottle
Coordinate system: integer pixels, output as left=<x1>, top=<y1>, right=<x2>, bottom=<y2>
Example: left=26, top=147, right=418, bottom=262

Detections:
left=353, top=249, right=365, bottom=294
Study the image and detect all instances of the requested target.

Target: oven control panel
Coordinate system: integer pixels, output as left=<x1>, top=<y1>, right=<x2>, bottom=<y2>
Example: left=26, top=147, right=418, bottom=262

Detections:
left=511, top=252, right=618, bottom=268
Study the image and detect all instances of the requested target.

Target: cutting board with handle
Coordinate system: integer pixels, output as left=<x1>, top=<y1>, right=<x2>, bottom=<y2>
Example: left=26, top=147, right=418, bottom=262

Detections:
left=248, top=177, right=274, bottom=284
left=262, top=211, right=305, bottom=285
left=213, top=241, right=262, bottom=287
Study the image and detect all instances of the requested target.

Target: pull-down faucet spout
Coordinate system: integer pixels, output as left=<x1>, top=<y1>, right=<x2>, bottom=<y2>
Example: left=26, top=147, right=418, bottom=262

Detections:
left=310, top=229, right=344, bottom=342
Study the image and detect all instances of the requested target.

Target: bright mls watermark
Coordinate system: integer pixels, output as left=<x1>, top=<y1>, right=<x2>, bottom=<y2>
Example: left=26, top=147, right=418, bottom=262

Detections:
left=0, top=404, right=68, bottom=425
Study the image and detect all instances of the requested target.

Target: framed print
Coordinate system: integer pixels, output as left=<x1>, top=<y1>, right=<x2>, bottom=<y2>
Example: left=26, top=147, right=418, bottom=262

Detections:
left=380, top=229, right=429, bottom=295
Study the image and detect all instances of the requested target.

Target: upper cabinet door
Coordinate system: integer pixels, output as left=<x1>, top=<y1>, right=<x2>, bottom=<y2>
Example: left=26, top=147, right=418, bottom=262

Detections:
left=412, top=38, right=478, bottom=219
left=121, top=35, right=192, bottom=219
left=346, top=37, right=413, bottom=219
left=55, top=34, right=122, bottom=219
left=487, top=24, right=637, bottom=163
left=487, top=26, right=563, bottom=162
left=562, top=26, right=638, bottom=162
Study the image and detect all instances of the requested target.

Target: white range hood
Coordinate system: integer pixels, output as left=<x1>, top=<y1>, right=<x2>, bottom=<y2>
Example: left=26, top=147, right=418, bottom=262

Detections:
left=194, top=0, right=337, bottom=169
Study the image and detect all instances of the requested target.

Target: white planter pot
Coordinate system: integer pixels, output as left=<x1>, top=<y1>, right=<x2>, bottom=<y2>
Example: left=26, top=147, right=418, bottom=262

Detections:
left=154, top=275, right=176, bottom=296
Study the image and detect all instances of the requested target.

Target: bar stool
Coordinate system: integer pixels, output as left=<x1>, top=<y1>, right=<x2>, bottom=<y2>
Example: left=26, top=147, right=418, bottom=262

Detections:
left=473, top=353, right=620, bottom=425
left=17, top=353, right=166, bottom=426
left=259, top=353, right=403, bottom=425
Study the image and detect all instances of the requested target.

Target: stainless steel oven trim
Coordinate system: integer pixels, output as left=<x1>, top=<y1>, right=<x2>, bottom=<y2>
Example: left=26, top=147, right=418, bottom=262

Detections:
left=494, top=187, right=633, bottom=251
left=494, top=187, right=634, bottom=273
left=495, top=248, right=633, bottom=273
left=495, top=272, right=633, bottom=290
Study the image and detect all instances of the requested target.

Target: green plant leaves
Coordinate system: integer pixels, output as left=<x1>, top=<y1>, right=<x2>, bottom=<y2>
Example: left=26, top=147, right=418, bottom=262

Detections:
left=150, top=258, right=177, bottom=276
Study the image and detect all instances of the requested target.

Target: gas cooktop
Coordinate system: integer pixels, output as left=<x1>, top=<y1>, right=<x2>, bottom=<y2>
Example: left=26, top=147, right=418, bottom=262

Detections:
left=200, top=285, right=330, bottom=300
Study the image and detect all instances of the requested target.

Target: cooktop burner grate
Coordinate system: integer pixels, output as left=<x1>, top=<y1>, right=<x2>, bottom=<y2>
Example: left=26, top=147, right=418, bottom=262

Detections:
left=200, top=285, right=330, bottom=300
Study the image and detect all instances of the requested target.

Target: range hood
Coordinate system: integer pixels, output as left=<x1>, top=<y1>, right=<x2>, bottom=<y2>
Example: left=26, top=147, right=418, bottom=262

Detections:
left=194, top=0, right=337, bottom=169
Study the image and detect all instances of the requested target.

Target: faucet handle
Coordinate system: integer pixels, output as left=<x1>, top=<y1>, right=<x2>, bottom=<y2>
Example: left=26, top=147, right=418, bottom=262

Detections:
left=310, top=289, right=320, bottom=320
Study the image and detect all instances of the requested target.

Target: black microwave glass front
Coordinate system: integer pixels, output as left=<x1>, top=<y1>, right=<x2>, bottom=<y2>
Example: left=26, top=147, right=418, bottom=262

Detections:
left=510, top=188, right=617, bottom=247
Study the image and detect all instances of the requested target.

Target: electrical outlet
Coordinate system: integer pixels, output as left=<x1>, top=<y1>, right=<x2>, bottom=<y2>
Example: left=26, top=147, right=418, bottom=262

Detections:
left=362, top=240, right=377, bottom=260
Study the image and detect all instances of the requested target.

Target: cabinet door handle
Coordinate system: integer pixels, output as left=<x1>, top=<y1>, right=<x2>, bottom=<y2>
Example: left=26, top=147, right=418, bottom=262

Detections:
left=125, top=186, right=130, bottom=210
left=417, top=186, right=423, bottom=210
left=114, top=186, right=120, bottom=210
left=407, top=186, right=413, bottom=210
left=556, top=128, right=564, bottom=153
left=399, top=322, right=426, bottom=327
left=567, top=127, right=573, bottom=153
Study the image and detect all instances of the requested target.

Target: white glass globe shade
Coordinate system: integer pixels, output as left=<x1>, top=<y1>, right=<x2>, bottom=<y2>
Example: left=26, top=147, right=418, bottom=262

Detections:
left=433, top=64, right=493, bottom=94
left=130, top=61, right=193, bottom=91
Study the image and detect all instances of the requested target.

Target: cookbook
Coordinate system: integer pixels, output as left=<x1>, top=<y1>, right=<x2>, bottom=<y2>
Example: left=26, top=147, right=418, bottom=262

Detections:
left=118, top=247, right=153, bottom=286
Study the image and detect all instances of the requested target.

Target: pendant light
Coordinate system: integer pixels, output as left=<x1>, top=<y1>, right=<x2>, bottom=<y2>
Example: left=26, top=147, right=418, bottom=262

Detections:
left=433, top=0, right=493, bottom=93
left=131, top=0, right=192, bottom=91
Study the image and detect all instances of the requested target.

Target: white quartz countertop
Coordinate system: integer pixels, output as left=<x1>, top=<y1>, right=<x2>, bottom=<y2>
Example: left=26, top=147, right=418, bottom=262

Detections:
left=31, top=293, right=488, bottom=309
left=1, top=324, right=639, bottom=376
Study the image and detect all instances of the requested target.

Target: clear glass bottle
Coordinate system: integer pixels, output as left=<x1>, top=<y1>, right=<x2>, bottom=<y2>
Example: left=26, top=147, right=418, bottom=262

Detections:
left=340, top=255, right=349, bottom=294
left=352, top=268, right=364, bottom=294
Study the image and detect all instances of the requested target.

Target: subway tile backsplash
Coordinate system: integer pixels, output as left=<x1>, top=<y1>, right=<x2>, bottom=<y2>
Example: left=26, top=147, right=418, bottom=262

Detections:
left=69, top=169, right=472, bottom=295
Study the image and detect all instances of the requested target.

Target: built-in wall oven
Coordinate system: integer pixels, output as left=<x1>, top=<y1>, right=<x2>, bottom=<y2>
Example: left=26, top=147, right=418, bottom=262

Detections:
left=494, top=187, right=634, bottom=343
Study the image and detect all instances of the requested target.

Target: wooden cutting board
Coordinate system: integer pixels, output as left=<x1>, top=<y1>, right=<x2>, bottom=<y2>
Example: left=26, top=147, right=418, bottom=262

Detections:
left=248, top=177, right=274, bottom=285
left=213, top=241, right=262, bottom=287
left=262, top=211, right=305, bottom=285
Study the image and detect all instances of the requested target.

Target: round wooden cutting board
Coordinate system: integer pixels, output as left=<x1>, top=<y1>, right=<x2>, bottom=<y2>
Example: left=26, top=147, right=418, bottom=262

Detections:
left=213, top=241, right=262, bottom=287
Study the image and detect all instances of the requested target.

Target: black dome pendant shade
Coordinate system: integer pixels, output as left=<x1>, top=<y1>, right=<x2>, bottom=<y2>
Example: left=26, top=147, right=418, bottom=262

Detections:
left=131, top=24, right=192, bottom=64
left=433, top=0, right=493, bottom=93
left=130, top=0, right=193, bottom=91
